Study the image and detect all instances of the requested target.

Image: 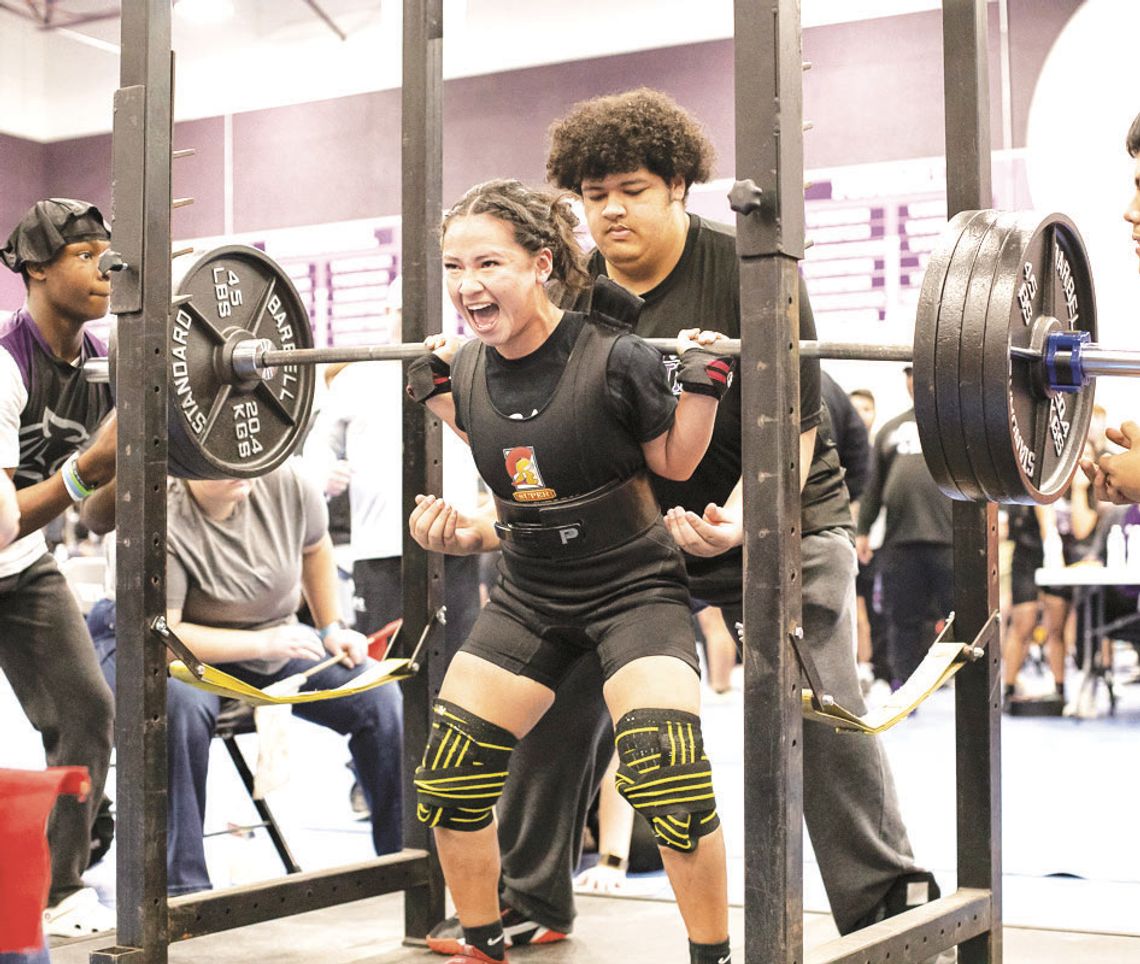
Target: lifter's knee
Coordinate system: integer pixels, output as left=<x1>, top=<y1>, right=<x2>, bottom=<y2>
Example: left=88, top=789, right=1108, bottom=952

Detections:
left=613, top=708, right=720, bottom=853
left=414, top=699, right=516, bottom=832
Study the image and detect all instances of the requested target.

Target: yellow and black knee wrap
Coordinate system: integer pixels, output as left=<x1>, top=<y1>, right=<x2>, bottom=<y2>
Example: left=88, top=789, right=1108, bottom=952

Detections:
left=613, top=708, right=719, bottom=853
left=414, top=699, right=516, bottom=832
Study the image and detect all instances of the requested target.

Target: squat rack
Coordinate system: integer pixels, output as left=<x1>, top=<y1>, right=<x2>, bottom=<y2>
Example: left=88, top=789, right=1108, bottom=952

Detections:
left=94, top=1, right=1001, bottom=962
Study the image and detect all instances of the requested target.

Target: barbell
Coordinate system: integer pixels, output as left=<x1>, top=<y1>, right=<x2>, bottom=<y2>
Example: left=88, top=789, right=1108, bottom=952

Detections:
left=86, top=209, right=1122, bottom=504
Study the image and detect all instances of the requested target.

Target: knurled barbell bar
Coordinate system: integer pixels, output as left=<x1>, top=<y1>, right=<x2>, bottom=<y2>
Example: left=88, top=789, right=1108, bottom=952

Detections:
left=83, top=336, right=916, bottom=377
left=86, top=209, right=1116, bottom=503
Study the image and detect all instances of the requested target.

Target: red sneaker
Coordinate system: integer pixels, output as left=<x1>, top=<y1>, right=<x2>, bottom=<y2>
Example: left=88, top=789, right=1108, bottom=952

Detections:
left=427, top=905, right=568, bottom=955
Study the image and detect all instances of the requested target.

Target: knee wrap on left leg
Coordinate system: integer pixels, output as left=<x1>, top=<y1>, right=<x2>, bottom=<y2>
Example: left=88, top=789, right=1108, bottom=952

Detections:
left=414, top=699, right=516, bottom=831
left=613, top=708, right=720, bottom=853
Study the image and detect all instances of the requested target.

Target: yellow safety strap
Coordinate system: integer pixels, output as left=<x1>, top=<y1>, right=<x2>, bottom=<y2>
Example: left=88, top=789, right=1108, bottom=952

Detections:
left=168, top=656, right=417, bottom=706
left=801, top=641, right=971, bottom=734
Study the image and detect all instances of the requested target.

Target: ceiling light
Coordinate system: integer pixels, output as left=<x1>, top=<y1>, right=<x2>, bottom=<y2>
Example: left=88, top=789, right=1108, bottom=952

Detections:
left=175, top=0, right=236, bottom=26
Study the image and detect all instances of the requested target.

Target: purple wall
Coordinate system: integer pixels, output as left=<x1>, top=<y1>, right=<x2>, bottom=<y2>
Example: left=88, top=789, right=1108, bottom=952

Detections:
left=0, top=134, right=47, bottom=306
left=440, top=41, right=736, bottom=207
left=0, top=134, right=47, bottom=231
left=40, top=117, right=226, bottom=241
left=171, top=117, right=227, bottom=239
left=803, top=9, right=1002, bottom=167
left=234, top=89, right=402, bottom=230
left=43, top=132, right=111, bottom=216
left=231, top=39, right=736, bottom=232
left=0, top=0, right=1081, bottom=252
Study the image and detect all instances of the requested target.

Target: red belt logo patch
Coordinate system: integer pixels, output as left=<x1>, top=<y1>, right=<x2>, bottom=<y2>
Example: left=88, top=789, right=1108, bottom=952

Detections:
left=503, top=445, right=557, bottom=502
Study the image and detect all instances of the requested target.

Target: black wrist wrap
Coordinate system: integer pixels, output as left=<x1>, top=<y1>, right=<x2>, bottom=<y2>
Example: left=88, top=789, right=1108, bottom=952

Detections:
left=677, top=348, right=735, bottom=400
left=406, top=353, right=452, bottom=403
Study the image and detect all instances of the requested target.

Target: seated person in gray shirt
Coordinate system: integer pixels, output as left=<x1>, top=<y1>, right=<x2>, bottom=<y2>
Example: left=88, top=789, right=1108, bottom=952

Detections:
left=89, top=460, right=403, bottom=895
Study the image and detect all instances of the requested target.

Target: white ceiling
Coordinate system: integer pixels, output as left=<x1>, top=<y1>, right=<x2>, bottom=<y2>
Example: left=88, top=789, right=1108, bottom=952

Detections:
left=0, top=0, right=956, bottom=142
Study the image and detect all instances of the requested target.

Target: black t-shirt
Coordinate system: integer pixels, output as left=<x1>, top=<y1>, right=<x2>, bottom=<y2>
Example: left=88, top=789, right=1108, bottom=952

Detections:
left=454, top=311, right=675, bottom=445
left=582, top=214, right=851, bottom=604
left=857, top=408, right=953, bottom=548
left=820, top=370, right=870, bottom=502
left=586, top=214, right=849, bottom=518
left=1006, top=503, right=1041, bottom=553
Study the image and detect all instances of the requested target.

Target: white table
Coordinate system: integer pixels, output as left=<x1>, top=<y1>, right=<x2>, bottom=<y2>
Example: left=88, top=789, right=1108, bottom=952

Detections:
left=1034, top=566, right=1140, bottom=588
left=1034, top=565, right=1140, bottom=715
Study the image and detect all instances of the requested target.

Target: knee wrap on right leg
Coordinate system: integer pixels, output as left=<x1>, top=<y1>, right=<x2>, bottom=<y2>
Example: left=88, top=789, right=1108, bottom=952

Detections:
left=414, top=699, right=516, bottom=831
left=613, top=708, right=720, bottom=853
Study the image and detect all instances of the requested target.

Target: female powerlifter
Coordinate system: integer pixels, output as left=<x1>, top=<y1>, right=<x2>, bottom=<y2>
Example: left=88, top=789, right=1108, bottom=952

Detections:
left=404, top=179, right=735, bottom=964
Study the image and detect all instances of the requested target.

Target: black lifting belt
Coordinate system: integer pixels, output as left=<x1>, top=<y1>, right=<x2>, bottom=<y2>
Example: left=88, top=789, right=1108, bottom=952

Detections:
left=493, top=473, right=661, bottom=560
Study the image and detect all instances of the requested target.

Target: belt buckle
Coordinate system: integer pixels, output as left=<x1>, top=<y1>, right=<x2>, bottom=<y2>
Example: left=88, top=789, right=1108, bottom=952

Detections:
left=495, top=520, right=584, bottom=553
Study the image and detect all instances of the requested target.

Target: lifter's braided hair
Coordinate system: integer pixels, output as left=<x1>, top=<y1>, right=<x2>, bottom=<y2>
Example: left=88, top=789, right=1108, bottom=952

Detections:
left=441, top=178, right=591, bottom=302
left=546, top=87, right=716, bottom=197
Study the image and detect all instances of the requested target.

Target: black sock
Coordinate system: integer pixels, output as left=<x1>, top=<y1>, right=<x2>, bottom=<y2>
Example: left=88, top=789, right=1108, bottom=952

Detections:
left=463, top=921, right=506, bottom=961
left=1055, top=680, right=1065, bottom=697
left=1004, top=683, right=1015, bottom=699
left=690, top=938, right=732, bottom=964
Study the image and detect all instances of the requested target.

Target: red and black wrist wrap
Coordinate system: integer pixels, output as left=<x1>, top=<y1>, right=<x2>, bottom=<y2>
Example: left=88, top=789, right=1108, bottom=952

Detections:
left=677, top=348, right=735, bottom=400
left=406, top=353, right=452, bottom=403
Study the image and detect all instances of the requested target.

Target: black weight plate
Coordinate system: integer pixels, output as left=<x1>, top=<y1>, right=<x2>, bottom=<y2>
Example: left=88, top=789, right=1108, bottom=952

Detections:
left=921, top=208, right=1003, bottom=501
left=166, top=296, right=230, bottom=479
left=982, top=213, right=1097, bottom=503
left=932, top=209, right=1002, bottom=501
left=979, top=216, right=1038, bottom=504
left=169, top=245, right=316, bottom=479
left=914, top=210, right=989, bottom=501
left=957, top=212, right=1020, bottom=502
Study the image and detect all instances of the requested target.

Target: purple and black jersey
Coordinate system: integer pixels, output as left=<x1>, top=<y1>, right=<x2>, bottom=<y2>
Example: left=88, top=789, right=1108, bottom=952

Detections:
left=0, top=307, right=112, bottom=488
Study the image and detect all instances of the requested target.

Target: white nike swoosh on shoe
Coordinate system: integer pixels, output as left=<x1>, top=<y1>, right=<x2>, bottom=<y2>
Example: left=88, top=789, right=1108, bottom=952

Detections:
left=487, top=934, right=503, bottom=946
left=718, top=956, right=731, bottom=963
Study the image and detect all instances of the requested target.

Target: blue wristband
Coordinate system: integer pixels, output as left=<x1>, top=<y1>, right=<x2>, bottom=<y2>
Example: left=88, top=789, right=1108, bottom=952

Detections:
left=61, top=452, right=95, bottom=502
left=317, top=619, right=347, bottom=641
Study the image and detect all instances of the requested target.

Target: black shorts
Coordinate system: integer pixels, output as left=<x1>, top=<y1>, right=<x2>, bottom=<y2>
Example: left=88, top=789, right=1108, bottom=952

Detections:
left=1009, top=542, right=1043, bottom=607
left=462, top=521, right=699, bottom=689
left=856, top=556, right=877, bottom=601
left=463, top=598, right=700, bottom=690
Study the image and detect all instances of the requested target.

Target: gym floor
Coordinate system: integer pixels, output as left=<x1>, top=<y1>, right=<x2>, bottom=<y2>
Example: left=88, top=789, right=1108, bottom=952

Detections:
left=5, top=651, right=1140, bottom=962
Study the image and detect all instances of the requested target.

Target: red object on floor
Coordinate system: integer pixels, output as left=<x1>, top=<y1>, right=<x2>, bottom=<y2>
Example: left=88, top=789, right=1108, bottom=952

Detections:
left=0, top=767, right=90, bottom=952
left=367, top=618, right=403, bottom=661
left=444, top=948, right=509, bottom=964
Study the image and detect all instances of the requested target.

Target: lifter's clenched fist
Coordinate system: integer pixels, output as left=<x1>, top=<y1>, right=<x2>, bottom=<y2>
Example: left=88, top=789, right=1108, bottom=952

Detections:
left=409, top=493, right=497, bottom=555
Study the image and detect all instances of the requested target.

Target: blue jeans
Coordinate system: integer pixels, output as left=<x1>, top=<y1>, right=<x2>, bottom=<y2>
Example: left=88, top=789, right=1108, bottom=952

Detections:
left=0, top=949, right=50, bottom=964
left=88, top=600, right=403, bottom=896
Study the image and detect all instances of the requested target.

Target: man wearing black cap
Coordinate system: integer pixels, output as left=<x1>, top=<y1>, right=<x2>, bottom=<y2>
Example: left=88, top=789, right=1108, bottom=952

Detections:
left=0, top=198, right=118, bottom=935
